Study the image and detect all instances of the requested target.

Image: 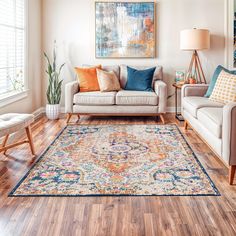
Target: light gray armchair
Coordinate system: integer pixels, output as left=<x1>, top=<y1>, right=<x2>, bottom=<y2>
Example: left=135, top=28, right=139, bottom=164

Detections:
left=65, top=65, right=167, bottom=124
left=181, top=84, right=236, bottom=184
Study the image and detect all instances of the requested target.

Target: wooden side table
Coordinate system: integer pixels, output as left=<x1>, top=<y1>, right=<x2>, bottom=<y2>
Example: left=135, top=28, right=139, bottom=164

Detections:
left=172, top=83, right=185, bottom=121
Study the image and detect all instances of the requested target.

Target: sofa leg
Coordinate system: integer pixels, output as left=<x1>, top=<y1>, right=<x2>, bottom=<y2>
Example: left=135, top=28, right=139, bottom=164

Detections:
left=184, top=121, right=188, bottom=130
left=160, top=114, right=165, bottom=125
left=76, top=114, right=80, bottom=123
left=66, top=113, right=72, bottom=124
left=229, top=165, right=236, bottom=185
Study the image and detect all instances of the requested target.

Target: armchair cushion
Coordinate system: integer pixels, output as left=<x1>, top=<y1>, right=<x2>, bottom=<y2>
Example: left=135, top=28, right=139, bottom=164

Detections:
left=182, top=96, right=224, bottom=118
left=205, top=65, right=236, bottom=98
left=209, top=70, right=236, bottom=104
left=197, top=107, right=223, bottom=138
left=182, top=84, right=209, bottom=98
left=116, top=90, right=158, bottom=105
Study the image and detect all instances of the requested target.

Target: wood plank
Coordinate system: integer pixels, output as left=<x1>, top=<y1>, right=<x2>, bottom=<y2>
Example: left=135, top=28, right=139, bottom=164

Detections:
left=0, top=114, right=236, bottom=236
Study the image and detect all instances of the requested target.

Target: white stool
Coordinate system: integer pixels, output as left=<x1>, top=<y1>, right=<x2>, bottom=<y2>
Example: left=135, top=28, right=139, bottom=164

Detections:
left=0, top=113, right=35, bottom=155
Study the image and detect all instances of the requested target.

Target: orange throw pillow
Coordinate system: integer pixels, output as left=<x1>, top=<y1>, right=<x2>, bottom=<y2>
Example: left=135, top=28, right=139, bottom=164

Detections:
left=75, top=65, right=101, bottom=92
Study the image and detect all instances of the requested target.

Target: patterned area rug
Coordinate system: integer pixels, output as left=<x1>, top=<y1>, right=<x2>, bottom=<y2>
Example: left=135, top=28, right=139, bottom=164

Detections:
left=9, top=125, right=219, bottom=196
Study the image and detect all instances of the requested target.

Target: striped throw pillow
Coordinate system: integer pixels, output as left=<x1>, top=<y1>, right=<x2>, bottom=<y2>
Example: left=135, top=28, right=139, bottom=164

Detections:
left=209, top=70, right=236, bottom=104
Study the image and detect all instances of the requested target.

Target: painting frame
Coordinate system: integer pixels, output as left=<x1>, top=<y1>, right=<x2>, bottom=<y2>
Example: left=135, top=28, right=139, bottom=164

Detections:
left=95, top=1, right=156, bottom=59
left=225, top=0, right=236, bottom=69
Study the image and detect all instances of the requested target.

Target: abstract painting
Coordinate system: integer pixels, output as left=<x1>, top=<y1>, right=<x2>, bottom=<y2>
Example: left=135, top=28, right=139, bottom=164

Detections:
left=95, top=2, right=155, bottom=58
left=234, top=3, right=236, bottom=67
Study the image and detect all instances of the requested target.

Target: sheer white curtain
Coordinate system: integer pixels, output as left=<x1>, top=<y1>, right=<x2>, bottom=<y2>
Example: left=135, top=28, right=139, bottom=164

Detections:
left=0, top=0, right=25, bottom=96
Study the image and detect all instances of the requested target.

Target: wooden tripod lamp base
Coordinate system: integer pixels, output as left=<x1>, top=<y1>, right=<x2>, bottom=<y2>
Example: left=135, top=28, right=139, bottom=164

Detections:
left=180, top=28, right=210, bottom=84
left=186, top=50, right=207, bottom=84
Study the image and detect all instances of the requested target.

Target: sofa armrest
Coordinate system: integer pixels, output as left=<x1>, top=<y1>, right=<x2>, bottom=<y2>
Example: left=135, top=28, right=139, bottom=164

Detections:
left=181, top=84, right=209, bottom=98
left=154, top=80, right=167, bottom=113
left=222, top=102, right=236, bottom=165
left=65, top=81, right=79, bottom=113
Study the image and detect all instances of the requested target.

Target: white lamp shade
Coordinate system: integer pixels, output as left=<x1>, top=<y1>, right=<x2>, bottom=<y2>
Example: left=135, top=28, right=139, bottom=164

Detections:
left=180, top=29, right=210, bottom=51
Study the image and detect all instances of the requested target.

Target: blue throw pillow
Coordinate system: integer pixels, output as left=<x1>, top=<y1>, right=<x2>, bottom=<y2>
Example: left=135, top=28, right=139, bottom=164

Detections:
left=205, top=65, right=236, bottom=97
left=125, top=66, right=156, bottom=92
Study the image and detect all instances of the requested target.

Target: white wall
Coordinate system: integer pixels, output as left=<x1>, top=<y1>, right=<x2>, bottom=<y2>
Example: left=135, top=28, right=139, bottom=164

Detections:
left=0, top=0, right=42, bottom=114
left=42, top=0, right=225, bottom=108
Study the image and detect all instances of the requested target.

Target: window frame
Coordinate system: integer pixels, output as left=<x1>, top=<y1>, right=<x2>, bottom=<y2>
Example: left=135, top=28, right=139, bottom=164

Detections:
left=0, top=0, right=29, bottom=108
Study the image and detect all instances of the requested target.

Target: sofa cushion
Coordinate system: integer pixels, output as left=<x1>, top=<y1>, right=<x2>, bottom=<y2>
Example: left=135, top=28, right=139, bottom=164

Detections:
left=116, top=90, right=158, bottom=106
left=83, top=65, right=120, bottom=79
left=75, top=65, right=101, bottom=92
left=197, top=107, right=223, bottom=138
left=73, top=91, right=116, bottom=105
left=125, top=66, right=156, bottom=91
left=120, top=65, right=163, bottom=88
left=182, top=96, right=223, bottom=118
left=96, top=69, right=121, bottom=92
left=102, top=65, right=120, bottom=79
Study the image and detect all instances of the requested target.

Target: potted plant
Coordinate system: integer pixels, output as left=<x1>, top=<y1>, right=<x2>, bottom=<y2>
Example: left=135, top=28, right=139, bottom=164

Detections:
left=44, top=44, right=65, bottom=120
left=185, top=72, right=197, bottom=84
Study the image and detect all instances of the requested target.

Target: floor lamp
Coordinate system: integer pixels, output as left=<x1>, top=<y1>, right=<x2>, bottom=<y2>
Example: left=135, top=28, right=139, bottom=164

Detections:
left=180, top=29, right=210, bottom=84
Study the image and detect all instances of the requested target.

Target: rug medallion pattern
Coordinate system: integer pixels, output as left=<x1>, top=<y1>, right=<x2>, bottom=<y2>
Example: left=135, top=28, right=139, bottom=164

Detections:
left=10, top=125, right=219, bottom=196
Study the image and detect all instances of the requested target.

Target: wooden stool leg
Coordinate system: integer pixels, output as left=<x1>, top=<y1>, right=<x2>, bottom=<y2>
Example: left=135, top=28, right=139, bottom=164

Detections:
left=25, top=126, right=35, bottom=155
left=1, top=134, right=9, bottom=155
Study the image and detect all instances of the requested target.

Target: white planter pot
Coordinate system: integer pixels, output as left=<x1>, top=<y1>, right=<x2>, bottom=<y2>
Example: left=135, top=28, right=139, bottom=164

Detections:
left=46, top=104, right=60, bottom=120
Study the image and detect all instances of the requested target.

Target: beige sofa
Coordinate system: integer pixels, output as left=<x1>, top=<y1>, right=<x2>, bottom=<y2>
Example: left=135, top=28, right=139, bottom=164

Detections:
left=181, top=84, right=236, bottom=184
left=65, top=65, right=167, bottom=124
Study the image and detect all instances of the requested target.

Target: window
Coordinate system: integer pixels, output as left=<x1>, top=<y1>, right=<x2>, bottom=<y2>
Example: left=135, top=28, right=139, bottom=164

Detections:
left=0, top=0, right=26, bottom=99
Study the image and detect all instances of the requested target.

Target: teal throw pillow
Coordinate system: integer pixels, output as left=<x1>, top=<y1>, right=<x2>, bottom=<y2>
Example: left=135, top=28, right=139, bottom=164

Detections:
left=125, top=66, right=156, bottom=92
left=205, top=65, right=236, bottom=97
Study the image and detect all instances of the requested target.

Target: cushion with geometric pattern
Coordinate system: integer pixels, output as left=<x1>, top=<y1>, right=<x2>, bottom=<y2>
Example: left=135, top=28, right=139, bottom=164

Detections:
left=209, top=70, right=236, bottom=104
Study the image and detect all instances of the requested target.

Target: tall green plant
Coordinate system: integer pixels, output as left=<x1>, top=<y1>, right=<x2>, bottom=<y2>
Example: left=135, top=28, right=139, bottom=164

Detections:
left=44, top=45, right=65, bottom=104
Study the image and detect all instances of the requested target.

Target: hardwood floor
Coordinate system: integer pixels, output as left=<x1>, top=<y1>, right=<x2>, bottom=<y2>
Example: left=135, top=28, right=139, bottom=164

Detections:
left=0, top=114, right=236, bottom=236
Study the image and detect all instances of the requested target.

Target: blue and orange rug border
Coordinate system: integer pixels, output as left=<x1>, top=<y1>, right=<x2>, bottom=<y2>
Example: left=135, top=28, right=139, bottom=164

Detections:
left=8, top=124, right=220, bottom=197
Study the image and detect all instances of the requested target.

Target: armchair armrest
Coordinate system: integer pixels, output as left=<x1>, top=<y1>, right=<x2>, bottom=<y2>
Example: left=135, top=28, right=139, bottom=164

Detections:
left=65, top=81, right=79, bottom=113
left=154, top=80, right=167, bottom=113
left=181, top=84, right=209, bottom=98
left=222, top=102, right=236, bottom=166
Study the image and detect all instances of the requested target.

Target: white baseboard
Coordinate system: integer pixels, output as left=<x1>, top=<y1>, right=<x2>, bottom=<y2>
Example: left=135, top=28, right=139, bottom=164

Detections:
left=33, top=107, right=45, bottom=119
left=34, top=107, right=65, bottom=115
left=166, top=107, right=181, bottom=113
left=60, top=107, right=65, bottom=113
